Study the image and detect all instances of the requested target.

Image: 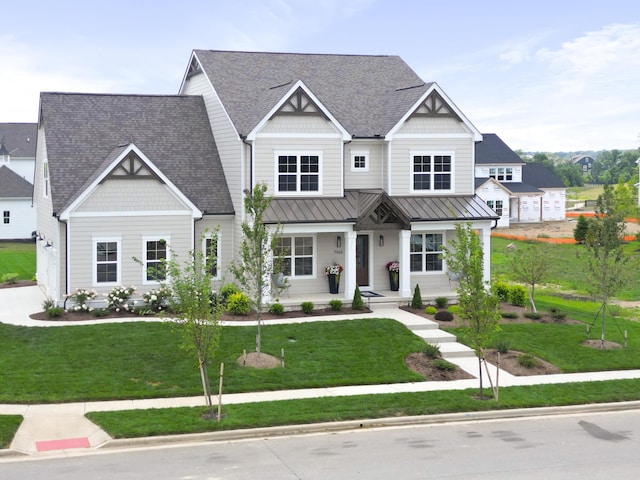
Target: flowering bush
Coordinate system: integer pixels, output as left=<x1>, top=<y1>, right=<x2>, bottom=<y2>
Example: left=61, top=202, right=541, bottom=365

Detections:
left=106, top=285, right=137, bottom=312
left=142, top=286, right=172, bottom=312
left=66, top=288, right=97, bottom=312
left=386, top=261, right=400, bottom=272
left=325, top=263, right=344, bottom=276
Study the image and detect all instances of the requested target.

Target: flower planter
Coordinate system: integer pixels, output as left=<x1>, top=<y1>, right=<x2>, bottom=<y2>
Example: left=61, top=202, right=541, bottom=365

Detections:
left=327, top=274, right=340, bottom=294
left=388, top=271, right=399, bottom=291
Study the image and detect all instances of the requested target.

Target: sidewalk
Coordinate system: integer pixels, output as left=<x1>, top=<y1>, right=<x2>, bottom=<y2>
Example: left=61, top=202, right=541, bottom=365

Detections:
left=2, top=286, right=640, bottom=457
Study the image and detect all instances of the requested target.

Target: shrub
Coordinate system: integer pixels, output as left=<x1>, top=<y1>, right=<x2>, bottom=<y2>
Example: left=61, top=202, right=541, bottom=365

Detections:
left=42, top=297, right=56, bottom=310
left=424, top=306, right=437, bottom=315
left=492, top=280, right=510, bottom=303
left=66, top=288, right=98, bottom=312
left=509, top=284, right=527, bottom=307
left=329, top=299, right=343, bottom=311
left=1, top=273, right=19, bottom=284
left=219, top=283, right=241, bottom=306
left=573, top=214, right=590, bottom=244
left=352, top=285, right=365, bottom=310
left=432, top=359, right=457, bottom=372
left=92, top=309, right=110, bottom=317
left=501, top=311, right=519, bottom=319
left=447, top=305, right=461, bottom=315
left=549, top=307, right=566, bottom=320
left=518, top=353, right=539, bottom=368
left=46, top=306, right=63, bottom=318
left=434, top=310, right=454, bottom=322
left=301, top=301, right=314, bottom=314
left=495, top=336, right=512, bottom=354
left=142, top=287, right=172, bottom=312
left=106, top=286, right=136, bottom=312
left=411, top=284, right=423, bottom=309
left=607, top=304, right=623, bottom=317
left=268, top=302, right=284, bottom=315
left=524, top=311, right=542, bottom=320
left=227, top=292, right=251, bottom=315
left=435, top=296, right=448, bottom=308
left=422, top=343, right=441, bottom=358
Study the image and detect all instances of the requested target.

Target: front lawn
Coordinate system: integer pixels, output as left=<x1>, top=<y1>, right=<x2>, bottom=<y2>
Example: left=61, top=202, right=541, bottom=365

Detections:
left=0, top=416, right=23, bottom=448
left=0, top=242, right=36, bottom=281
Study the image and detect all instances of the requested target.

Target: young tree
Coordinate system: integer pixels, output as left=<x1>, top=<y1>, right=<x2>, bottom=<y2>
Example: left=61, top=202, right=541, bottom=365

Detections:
left=584, top=185, right=634, bottom=348
left=442, top=223, right=501, bottom=399
left=230, top=183, right=282, bottom=355
left=573, top=215, right=590, bottom=244
left=508, top=242, right=555, bottom=312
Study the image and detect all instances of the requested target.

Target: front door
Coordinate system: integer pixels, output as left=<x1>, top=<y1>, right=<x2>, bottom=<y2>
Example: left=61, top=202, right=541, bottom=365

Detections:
left=356, top=234, right=369, bottom=287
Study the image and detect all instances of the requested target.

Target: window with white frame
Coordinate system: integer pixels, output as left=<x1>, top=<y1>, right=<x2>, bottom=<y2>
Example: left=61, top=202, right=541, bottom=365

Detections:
left=410, top=233, right=444, bottom=272
left=274, top=236, right=314, bottom=277
left=276, top=153, right=320, bottom=193
left=489, top=167, right=513, bottom=181
left=43, top=161, right=49, bottom=197
left=95, top=239, right=120, bottom=285
left=486, top=200, right=504, bottom=216
left=412, top=154, right=452, bottom=191
left=2, top=211, right=9, bottom=224
left=203, top=234, right=220, bottom=279
left=144, top=237, right=168, bottom=283
left=351, top=151, right=369, bottom=172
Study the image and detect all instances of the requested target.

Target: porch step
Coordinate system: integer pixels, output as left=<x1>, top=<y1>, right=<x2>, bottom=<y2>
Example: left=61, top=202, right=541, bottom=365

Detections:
left=413, top=328, right=458, bottom=343
left=438, top=342, right=476, bottom=358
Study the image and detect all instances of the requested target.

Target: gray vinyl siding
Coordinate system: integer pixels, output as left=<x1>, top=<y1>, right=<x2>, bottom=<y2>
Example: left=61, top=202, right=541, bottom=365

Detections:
left=397, top=116, right=469, bottom=135
left=253, top=137, right=343, bottom=197
left=195, top=216, right=235, bottom=285
left=389, top=137, right=474, bottom=196
left=67, top=214, right=193, bottom=296
left=261, top=115, right=337, bottom=134
left=344, top=140, right=384, bottom=190
left=75, top=179, right=187, bottom=212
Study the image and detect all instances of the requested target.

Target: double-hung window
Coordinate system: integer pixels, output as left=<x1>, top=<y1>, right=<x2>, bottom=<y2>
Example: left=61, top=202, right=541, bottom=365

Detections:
left=95, top=238, right=120, bottom=285
left=412, top=153, right=452, bottom=192
left=486, top=200, right=503, bottom=216
left=2, top=211, right=9, bottom=224
left=275, top=236, right=314, bottom=277
left=276, top=153, right=320, bottom=194
left=203, top=234, right=220, bottom=279
left=144, top=237, right=168, bottom=283
left=410, top=233, right=444, bottom=272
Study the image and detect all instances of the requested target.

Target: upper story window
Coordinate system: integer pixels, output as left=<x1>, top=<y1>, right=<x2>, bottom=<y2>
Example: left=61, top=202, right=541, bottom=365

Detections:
left=489, top=167, right=513, bottom=181
left=275, top=236, right=314, bottom=277
left=95, top=238, right=120, bottom=285
left=43, top=161, right=49, bottom=197
left=351, top=151, right=369, bottom=172
left=276, top=152, right=321, bottom=194
left=144, top=237, right=169, bottom=283
left=411, top=153, right=452, bottom=192
left=410, top=233, right=444, bottom=272
left=3, top=211, right=9, bottom=224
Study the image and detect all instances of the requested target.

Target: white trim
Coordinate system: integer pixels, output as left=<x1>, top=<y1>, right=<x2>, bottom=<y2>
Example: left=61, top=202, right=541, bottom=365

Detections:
left=274, top=150, right=323, bottom=196
left=93, top=236, right=121, bottom=287
left=409, top=150, right=455, bottom=195
left=59, top=144, right=202, bottom=221
left=142, top=235, right=170, bottom=285
left=69, top=211, right=195, bottom=218
left=350, top=150, right=369, bottom=173
left=280, top=223, right=354, bottom=234
left=392, top=133, right=475, bottom=139
left=202, top=232, right=221, bottom=281
left=276, top=234, right=317, bottom=279
left=409, top=231, right=445, bottom=274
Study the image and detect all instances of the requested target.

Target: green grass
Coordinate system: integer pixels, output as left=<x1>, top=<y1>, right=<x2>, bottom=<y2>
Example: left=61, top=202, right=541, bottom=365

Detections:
left=0, top=416, right=23, bottom=448
left=567, top=185, right=605, bottom=201
left=0, top=318, right=426, bottom=403
left=0, top=242, right=36, bottom=281
left=87, top=378, right=640, bottom=439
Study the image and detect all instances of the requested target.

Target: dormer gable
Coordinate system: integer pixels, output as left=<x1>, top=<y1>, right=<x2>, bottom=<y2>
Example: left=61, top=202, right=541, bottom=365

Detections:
left=409, top=90, right=462, bottom=121
left=273, top=87, right=327, bottom=119
left=103, top=149, right=164, bottom=183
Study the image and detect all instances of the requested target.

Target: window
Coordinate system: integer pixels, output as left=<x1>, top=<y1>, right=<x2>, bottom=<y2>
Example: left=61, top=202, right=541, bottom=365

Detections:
left=204, top=234, right=220, bottom=279
left=43, top=161, right=49, bottom=197
left=2, top=211, right=9, bottom=224
left=351, top=151, right=369, bottom=172
left=145, top=238, right=168, bottom=282
left=486, top=200, right=503, bottom=216
left=410, top=233, right=443, bottom=272
left=489, top=167, right=513, bottom=181
left=275, top=236, right=314, bottom=277
left=412, top=154, right=452, bottom=191
left=277, top=153, right=320, bottom=193
left=95, top=240, right=119, bottom=285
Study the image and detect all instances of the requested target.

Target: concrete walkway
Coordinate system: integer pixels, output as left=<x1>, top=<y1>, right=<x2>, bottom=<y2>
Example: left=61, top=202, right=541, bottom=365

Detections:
left=2, top=286, right=640, bottom=457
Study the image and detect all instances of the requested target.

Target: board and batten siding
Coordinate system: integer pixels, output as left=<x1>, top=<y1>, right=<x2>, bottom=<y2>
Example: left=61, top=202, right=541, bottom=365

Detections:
left=253, top=137, right=344, bottom=197
left=67, top=214, right=193, bottom=295
left=388, top=137, right=474, bottom=196
left=344, top=140, right=385, bottom=190
left=75, top=179, right=187, bottom=212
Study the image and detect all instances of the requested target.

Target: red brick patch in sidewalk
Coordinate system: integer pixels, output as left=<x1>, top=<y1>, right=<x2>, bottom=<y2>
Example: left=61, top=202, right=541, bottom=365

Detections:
left=36, top=437, right=90, bottom=451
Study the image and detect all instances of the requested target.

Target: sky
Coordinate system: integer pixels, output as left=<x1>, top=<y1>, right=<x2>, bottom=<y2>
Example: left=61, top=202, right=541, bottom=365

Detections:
left=1, top=0, right=639, bottom=153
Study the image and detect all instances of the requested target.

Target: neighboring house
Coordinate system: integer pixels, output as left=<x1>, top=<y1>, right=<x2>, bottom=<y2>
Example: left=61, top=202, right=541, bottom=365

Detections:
left=0, top=123, right=37, bottom=240
left=475, top=134, right=566, bottom=226
left=572, top=154, right=595, bottom=175
left=34, top=50, right=498, bottom=304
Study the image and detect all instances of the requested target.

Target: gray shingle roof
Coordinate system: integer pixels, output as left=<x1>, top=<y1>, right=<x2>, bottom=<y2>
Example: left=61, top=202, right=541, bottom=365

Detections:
left=0, top=123, right=37, bottom=158
left=39, top=93, right=234, bottom=215
left=523, top=162, right=566, bottom=188
left=0, top=165, right=33, bottom=198
left=264, top=190, right=498, bottom=224
left=193, top=50, right=433, bottom=138
left=475, top=133, right=525, bottom=165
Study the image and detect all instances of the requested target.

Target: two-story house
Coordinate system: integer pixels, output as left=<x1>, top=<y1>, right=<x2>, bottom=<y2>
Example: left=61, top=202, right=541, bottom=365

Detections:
left=0, top=123, right=37, bottom=240
left=475, top=133, right=566, bottom=227
left=33, top=50, right=498, bottom=305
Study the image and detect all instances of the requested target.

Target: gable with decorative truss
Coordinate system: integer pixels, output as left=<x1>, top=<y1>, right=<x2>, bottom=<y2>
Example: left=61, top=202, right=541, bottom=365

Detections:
left=410, top=90, right=462, bottom=121
left=272, top=87, right=327, bottom=119
left=102, top=151, right=164, bottom=183
left=356, top=194, right=411, bottom=230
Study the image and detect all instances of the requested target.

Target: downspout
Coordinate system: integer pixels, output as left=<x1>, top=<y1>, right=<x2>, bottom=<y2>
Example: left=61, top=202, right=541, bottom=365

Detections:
left=241, top=134, right=253, bottom=196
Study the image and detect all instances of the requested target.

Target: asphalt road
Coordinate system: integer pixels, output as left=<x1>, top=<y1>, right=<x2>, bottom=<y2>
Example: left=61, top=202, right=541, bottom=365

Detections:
left=2, top=409, right=640, bottom=479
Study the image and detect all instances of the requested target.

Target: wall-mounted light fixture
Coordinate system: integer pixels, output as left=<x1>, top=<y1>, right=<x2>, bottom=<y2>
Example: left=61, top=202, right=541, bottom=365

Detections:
left=379, top=235, right=384, bottom=247
left=45, top=241, right=53, bottom=248
left=336, top=236, right=342, bottom=248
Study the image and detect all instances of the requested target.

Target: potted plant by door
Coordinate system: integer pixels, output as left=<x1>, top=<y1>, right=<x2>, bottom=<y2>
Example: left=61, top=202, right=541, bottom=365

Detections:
left=386, top=261, right=400, bottom=291
left=325, top=263, right=343, bottom=294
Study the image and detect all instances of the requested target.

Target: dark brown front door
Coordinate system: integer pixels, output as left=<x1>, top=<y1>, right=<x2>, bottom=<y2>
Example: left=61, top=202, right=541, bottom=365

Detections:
left=356, top=234, right=369, bottom=286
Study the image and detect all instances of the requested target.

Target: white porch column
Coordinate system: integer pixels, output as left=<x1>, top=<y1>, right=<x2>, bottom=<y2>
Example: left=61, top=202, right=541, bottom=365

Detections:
left=344, top=230, right=357, bottom=299
left=399, top=229, right=411, bottom=297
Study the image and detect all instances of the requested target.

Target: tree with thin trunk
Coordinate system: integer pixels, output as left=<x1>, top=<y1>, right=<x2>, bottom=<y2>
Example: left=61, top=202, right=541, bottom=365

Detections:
left=230, top=184, right=282, bottom=355
left=442, top=223, right=501, bottom=399
left=508, top=242, right=555, bottom=313
left=584, top=185, right=634, bottom=348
